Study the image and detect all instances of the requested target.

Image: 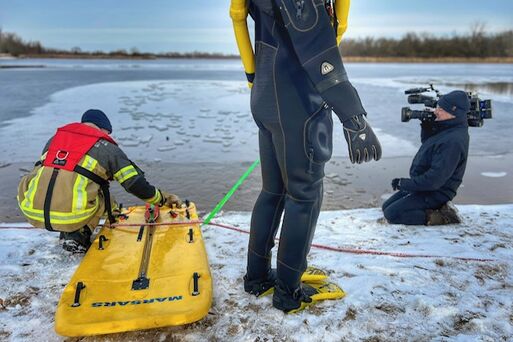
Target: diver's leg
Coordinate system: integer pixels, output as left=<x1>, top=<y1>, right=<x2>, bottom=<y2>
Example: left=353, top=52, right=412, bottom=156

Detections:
left=245, top=124, right=286, bottom=294
left=269, top=106, right=332, bottom=311
left=275, top=178, right=323, bottom=292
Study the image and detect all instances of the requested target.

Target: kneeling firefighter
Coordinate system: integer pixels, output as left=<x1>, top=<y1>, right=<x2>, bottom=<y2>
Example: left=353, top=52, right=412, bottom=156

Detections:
left=17, top=109, right=181, bottom=253
left=230, top=0, right=382, bottom=312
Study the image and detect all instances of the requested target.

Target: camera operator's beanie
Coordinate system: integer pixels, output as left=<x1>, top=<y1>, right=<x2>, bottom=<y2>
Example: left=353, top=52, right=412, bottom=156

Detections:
left=438, top=90, right=470, bottom=118
left=81, top=109, right=112, bottom=133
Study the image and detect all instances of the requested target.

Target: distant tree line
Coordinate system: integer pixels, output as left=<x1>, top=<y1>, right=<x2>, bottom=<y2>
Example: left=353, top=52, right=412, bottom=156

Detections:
left=0, top=29, right=45, bottom=56
left=0, top=29, right=235, bottom=59
left=1, top=25, right=512, bottom=59
left=342, top=25, right=513, bottom=58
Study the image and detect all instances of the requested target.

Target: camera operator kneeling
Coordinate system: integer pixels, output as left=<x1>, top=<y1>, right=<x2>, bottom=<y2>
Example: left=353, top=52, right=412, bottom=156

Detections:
left=383, top=90, right=470, bottom=225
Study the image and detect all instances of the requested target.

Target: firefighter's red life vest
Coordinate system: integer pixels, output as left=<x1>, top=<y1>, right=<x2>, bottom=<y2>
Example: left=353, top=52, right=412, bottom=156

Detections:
left=43, top=123, right=117, bottom=171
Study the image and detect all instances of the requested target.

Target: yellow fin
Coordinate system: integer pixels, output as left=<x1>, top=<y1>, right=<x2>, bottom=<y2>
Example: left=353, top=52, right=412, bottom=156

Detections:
left=301, top=266, right=329, bottom=283
left=287, top=282, right=346, bottom=314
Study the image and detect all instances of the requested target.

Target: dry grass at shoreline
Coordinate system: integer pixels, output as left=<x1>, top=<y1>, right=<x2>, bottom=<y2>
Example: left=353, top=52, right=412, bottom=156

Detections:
left=4, top=54, right=513, bottom=64
left=343, top=56, right=513, bottom=64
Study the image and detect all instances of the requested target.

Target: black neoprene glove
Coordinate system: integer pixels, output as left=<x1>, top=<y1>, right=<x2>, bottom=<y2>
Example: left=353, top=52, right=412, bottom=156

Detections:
left=343, top=114, right=382, bottom=164
left=391, top=178, right=401, bottom=191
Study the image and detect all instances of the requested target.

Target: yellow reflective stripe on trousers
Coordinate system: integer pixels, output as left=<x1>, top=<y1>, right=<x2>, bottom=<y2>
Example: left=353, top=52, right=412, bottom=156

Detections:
left=21, top=166, right=45, bottom=210
left=114, top=165, right=138, bottom=184
left=19, top=197, right=99, bottom=225
left=72, top=155, right=98, bottom=211
left=147, top=189, right=162, bottom=205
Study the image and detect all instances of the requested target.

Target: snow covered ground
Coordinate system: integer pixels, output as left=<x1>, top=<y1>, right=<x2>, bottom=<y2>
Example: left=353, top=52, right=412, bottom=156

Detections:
left=1, top=204, right=512, bottom=341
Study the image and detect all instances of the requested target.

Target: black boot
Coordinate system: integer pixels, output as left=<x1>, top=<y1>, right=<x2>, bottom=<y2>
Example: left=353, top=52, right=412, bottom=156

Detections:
left=427, top=202, right=462, bottom=225
left=61, top=226, right=92, bottom=253
left=439, top=202, right=462, bottom=224
left=273, top=281, right=316, bottom=313
left=244, top=269, right=276, bottom=297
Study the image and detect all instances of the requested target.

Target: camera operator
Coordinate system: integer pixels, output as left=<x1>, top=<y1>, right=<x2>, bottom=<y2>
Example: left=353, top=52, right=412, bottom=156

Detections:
left=383, top=90, right=470, bottom=225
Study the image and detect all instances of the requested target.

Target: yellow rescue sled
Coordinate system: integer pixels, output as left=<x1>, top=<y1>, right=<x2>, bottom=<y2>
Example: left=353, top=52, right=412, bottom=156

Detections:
left=55, top=203, right=212, bottom=337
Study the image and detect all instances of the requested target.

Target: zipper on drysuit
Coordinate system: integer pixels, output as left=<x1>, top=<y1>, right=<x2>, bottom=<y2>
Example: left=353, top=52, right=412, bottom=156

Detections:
left=295, top=0, right=305, bottom=19
left=307, top=147, right=314, bottom=174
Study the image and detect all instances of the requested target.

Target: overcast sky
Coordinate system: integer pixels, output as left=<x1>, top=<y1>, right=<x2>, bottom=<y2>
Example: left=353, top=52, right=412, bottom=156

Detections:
left=1, top=0, right=512, bottom=53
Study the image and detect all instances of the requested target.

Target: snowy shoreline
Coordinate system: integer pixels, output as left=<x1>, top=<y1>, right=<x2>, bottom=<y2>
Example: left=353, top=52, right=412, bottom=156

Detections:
left=1, top=205, right=512, bottom=341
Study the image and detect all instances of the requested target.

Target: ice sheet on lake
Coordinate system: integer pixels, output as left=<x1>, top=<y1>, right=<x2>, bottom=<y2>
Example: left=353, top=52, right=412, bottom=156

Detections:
left=0, top=80, right=256, bottom=162
left=481, top=172, right=508, bottom=178
left=0, top=58, right=244, bottom=71
left=0, top=204, right=512, bottom=341
left=0, top=80, right=418, bottom=162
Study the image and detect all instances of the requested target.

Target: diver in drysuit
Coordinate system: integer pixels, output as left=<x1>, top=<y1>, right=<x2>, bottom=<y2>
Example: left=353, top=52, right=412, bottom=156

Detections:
left=230, top=0, right=382, bottom=312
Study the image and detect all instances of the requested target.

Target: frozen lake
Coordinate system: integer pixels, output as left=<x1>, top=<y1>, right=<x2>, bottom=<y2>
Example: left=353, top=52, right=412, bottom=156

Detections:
left=0, top=59, right=512, bottom=163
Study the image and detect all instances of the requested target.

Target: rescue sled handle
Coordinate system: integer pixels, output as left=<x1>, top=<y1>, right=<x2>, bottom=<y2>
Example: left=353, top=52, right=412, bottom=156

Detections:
left=229, top=0, right=351, bottom=88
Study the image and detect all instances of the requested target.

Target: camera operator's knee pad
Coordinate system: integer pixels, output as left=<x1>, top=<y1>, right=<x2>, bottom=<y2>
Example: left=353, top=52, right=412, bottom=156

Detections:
left=384, top=204, right=406, bottom=223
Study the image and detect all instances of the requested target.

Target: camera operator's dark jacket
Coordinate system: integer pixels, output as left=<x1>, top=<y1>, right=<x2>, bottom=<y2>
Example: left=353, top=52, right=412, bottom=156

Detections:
left=400, top=116, right=469, bottom=200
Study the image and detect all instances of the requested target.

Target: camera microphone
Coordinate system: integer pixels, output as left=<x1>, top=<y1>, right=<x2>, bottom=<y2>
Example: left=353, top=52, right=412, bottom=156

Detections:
left=404, top=87, right=430, bottom=95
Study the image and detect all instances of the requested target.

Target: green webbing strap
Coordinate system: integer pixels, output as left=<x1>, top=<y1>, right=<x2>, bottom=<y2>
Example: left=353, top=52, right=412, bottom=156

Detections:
left=202, top=159, right=260, bottom=226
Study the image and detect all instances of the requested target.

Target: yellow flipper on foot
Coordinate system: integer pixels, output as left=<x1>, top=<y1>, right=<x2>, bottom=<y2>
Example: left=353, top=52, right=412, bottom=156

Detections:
left=256, top=266, right=328, bottom=297
left=287, top=282, right=346, bottom=314
left=301, top=266, right=328, bottom=283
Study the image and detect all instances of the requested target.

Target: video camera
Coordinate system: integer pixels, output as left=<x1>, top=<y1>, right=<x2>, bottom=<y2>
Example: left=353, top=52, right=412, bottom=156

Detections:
left=401, top=84, right=493, bottom=127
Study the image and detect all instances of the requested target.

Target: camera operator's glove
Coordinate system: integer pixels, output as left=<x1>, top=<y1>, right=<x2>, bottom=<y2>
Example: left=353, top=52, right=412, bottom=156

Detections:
left=391, top=178, right=402, bottom=191
left=158, top=190, right=183, bottom=208
left=343, top=114, right=382, bottom=164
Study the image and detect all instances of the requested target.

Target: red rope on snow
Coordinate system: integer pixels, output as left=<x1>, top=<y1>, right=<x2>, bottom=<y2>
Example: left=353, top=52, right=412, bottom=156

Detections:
left=0, top=221, right=496, bottom=262
left=207, top=222, right=496, bottom=262
left=111, top=221, right=203, bottom=227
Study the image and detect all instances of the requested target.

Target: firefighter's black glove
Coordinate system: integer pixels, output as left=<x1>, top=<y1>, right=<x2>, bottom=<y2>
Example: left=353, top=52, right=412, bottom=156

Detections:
left=342, top=114, right=382, bottom=164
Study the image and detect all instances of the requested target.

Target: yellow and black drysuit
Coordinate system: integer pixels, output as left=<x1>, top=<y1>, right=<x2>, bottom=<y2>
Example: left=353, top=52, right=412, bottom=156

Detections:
left=231, top=0, right=381, bottom=311
left=17, top=123, right=164, bottom=233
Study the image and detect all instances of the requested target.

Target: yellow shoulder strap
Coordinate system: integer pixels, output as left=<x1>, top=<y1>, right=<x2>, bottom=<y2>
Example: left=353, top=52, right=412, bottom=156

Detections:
left=230, top=0, right=255, bottom=88
left=335, top=0, right=351, bottom=45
